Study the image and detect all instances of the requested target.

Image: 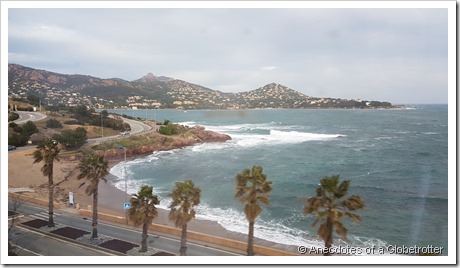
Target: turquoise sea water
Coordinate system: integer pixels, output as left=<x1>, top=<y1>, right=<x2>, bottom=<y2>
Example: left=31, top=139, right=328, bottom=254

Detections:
left=108, top=105, right=448, bottom=255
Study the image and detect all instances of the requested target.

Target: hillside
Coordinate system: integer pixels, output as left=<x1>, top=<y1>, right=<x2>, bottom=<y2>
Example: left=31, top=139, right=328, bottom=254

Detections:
left=8, top=64, right=393, bottom=109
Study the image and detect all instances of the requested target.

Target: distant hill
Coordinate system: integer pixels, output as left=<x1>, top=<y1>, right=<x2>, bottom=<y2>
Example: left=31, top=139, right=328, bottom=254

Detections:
left=8, top=64, right=394, bottom=109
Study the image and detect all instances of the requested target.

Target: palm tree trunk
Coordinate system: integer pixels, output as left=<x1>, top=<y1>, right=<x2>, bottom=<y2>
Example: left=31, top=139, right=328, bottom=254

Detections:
left=92, top=185, right=99, bottom=239
left=48, top=172, right=54, bottom=227
left=140, top=221, right=148, bottom=252
left=180, top=223, right=187, bottom=256
left=324, top=217, right=333, bottom=256
left=247, top=220, right=255, bottom=256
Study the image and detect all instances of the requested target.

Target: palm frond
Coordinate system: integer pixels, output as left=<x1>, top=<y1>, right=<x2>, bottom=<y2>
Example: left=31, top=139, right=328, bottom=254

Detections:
left=303, top=175, right=365, bottom=250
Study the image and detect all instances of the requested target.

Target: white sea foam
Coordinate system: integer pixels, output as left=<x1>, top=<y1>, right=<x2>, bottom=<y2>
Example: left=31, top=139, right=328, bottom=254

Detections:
left=107, top=121, right=379, bottom=252
left=231, top=130, right=344, bottom=148
left=194, top=202, right=388, bottom=254
left=109, top=160, right=389, bottom=254
left=193, top=203, right=326, bottom=249
left=110, top=160, right=166, bottom=195
left=198, top=122, right=294, bottom=134
left=180, top=121, right=346, bottom=150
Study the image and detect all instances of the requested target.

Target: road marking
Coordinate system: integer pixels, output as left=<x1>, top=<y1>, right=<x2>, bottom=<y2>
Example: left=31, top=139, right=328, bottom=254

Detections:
left=11, top=243, right=42, bottom=256
left=15, top=225, right=115, bottom=256
left=31, top=211, right=62, bottom=220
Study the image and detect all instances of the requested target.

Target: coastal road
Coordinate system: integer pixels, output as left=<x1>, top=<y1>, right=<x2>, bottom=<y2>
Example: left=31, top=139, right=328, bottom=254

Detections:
left=120, top=117, right=153, bottom=135
left=87, top=116, right=154, bottom=144
left=13, top=111, right=47, bottom=124
left=9, top=111, right=151, bottom=146
left=9, top=201, right=240, bottom=256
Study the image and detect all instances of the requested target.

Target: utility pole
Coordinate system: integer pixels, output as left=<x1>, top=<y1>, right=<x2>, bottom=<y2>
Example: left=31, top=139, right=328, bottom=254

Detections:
left=101, top=113, right=104, bottom=138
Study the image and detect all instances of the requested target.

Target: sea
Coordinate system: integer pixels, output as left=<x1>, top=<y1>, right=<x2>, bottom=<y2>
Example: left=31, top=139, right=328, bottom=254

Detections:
left=107, top=105, right=449, bottom=255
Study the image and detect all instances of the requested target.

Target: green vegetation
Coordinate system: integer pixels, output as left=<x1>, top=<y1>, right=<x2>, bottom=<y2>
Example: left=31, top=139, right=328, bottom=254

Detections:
left=92, top=134, right=172, bottom=151
left=52, top=127, right=88, bottom=149
left=159, top=125, right=174, bottom=135
left=235, top=166, right=272, bottom=256
left=69, top=106, right=130, bottom=131
left=304, top=175, right=365, bottom=256
left=77, top=153, right=109, bottom=239
left=32, top=139, right=61, bottom=228
left=8, top=120, right=38, bottom=146
left=22, top=121, right=38, bottom=136
left=129, top=185, right=160, bottom=252
left=46, top=118, right=63, bottom=128
left=159, top=120, right=188, bottom=136
left=169, top=180, right=201, bottom=256
left=8, top=112, right=19, bottom=122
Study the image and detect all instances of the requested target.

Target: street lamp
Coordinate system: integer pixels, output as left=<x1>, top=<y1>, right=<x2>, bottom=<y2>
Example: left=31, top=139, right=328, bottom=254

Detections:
left=118, top=145, right=128, bottom=224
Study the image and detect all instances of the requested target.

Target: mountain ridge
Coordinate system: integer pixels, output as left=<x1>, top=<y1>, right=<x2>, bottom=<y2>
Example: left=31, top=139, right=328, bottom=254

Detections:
left=8, top=63, right=394, bottom=109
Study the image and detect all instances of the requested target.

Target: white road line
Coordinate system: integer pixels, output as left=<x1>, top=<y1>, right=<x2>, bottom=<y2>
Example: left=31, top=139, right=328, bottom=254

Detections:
left=11, top=243, right=42, bottom=256
left=31, top=211, right=62, bottom=220
left=15, top=225, right=116, bottom=256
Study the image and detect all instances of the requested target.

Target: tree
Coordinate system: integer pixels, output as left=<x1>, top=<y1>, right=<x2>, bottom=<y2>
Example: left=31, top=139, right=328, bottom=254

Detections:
left=235, top=166, right=272, bottom=256
left=8, top=132, right=29, bottom=147
left=53, top=127, right=87, bottom=149
left=169, top=180, right=201, bottom=256
left=72, top=105, right=92, bottom=121
left=26, top=94, right=41, bottom=106
left=304, top=175, right=365, bottom=256
left=77, top=153, right=109, bottom=239
left=33, top=139, right=60, bottom=227
left=22, top=121, right=38, bottom=137
left=128, top=185, right=160, bottom=252
left=101, top=110, right=109, bottom=118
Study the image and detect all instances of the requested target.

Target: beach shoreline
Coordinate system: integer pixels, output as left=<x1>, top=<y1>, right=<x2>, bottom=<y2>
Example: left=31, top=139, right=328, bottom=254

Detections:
left=100, top=159, right=301, bottom=254
left=8, top=148, right=300, bottom=255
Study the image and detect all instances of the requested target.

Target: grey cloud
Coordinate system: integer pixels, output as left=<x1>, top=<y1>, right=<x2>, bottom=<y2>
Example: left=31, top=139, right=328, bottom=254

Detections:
left=7, top=7, right=449, bottom=104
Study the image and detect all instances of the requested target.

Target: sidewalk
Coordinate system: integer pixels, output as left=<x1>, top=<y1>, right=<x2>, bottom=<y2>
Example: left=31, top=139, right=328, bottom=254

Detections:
left=18, top=216, right=174, bottom=256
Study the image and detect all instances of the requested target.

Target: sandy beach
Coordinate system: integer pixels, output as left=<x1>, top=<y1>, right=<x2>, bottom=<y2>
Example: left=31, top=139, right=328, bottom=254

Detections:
left=8, top=147, right=299, bottom=255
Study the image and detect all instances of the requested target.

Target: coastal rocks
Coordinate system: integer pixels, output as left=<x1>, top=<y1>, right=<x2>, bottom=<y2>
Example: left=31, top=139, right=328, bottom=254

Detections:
left=99, top=126, right=230, bottom=160
left=191, top=125, right=232, bottom=142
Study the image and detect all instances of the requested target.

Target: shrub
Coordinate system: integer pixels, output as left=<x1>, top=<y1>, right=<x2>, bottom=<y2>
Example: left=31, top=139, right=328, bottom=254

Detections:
left=64, top=120, right=84, bottom=125
left=8, top=133, right=29, bottom=147
left=9, top=122, right=18, bottom=128
left=8, top=112, right=19, bottom=122
left=53, top=127, right=87, bottom=149
left=22, top=121, right=38, bottom=136
left=159, top=125, right=173, bottom=135
left=46, top=118, right=63, bottom=128
left=13, top=126, right=23, bottom=133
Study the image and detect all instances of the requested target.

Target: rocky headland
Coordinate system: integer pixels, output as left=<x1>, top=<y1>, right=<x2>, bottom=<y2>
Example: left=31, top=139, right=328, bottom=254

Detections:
left=81, top=125, right=231, bottom=161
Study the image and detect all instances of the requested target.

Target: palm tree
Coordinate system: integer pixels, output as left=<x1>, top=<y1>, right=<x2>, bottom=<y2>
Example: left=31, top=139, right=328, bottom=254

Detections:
left=304, top=175, right=365, bottom=256
left=77, top=153, right=108, bottom=239
left=128, top=185, right=160, bottom=252
left=235, top=165, right=272, bottom=256
left=33, top=139, right=60, bottom=227
left=169, top=180, right=201, bottom=256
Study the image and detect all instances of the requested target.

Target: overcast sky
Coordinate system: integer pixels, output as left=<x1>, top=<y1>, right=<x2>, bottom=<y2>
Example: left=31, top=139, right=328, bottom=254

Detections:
left=6, top=3, right=450, bottom=104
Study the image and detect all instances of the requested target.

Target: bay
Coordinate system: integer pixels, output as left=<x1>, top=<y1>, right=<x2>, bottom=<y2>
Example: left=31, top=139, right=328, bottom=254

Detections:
left=108, top=105, right=448, bottom=255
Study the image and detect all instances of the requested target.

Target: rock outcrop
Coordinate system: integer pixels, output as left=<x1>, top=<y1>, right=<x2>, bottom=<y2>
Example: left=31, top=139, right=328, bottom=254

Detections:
left=94, top=126, right=231, bottom=161
left=190, top=125, right=232, bottom=142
